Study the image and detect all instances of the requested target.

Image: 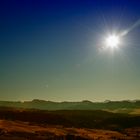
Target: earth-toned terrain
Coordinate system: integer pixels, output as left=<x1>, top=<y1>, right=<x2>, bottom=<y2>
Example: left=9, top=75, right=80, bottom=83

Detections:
left=0, top=107, right=140, bottom=139
left=0, top=119, right=140, bottom=140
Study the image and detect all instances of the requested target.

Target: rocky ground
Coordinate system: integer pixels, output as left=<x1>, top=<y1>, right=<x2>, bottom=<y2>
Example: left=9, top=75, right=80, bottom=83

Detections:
left=0, top=120, right=140, bottom=140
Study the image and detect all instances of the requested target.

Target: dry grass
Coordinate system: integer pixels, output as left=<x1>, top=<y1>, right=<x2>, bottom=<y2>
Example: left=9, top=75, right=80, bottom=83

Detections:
left=0, top=119, right=139, bottom=140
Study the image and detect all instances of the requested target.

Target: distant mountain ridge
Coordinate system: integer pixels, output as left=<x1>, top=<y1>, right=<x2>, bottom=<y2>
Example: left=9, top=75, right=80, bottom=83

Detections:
left=0, top=99, right=140, bottom=111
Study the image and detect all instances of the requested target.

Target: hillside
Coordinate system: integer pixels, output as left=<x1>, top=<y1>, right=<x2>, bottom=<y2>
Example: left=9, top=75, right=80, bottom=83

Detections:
left=0, top=108, right=140, bottom=130
left=0, top=108, right=140, bottom=139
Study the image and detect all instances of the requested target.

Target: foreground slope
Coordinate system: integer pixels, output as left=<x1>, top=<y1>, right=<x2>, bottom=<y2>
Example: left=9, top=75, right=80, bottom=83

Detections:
left=0, top=107, right=140, bottom=139
left=0, top=119, right=138, bottom=140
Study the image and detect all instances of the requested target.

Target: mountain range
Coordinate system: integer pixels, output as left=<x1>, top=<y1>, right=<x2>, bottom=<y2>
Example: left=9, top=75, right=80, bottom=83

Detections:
left=0, top=99, right=140, bottom=112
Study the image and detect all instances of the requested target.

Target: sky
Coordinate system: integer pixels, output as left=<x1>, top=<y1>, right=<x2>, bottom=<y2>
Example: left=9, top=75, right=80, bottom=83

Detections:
left=0, top=0, right=140, bottom=101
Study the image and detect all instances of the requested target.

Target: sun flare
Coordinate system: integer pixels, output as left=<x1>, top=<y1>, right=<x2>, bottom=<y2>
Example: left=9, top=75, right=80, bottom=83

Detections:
left=105, top=34, right=120, bottom=48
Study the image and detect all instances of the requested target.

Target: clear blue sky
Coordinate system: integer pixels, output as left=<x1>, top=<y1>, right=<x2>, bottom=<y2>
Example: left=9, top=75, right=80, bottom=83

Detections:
left=1, top=0, right=140, bottom=101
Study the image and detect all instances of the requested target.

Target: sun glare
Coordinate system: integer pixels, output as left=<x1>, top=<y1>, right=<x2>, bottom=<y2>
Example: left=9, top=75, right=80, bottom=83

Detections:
left=105, top=34, right=120, bottom=48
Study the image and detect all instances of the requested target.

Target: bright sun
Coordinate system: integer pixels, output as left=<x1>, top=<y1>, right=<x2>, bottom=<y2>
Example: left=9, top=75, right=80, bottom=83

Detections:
left=105, top=34, right=120, bottom=48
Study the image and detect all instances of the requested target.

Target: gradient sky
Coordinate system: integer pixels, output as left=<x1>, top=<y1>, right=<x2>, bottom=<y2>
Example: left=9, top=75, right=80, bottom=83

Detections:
left=1, top=0, right=140, bottom=101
